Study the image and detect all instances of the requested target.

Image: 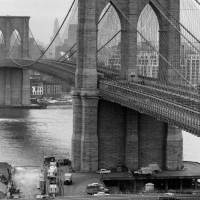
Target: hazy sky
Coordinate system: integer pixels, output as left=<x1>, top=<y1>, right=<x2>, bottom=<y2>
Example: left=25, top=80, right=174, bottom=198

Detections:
left=0, top=0, right=74, bottom=45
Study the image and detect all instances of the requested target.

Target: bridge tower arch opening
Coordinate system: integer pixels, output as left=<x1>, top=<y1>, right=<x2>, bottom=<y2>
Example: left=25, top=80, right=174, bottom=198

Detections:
left=10, top=29, right=22, bottom=59
left=0, top=30, right=6, bottom=59
left=137, top=4, right=160, bottom=79
left=97, top=2, right=121, bottom=75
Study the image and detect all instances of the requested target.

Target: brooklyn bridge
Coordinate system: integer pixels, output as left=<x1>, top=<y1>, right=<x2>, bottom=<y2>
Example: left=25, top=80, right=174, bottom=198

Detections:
left=0, top=0, right=199, bottom=174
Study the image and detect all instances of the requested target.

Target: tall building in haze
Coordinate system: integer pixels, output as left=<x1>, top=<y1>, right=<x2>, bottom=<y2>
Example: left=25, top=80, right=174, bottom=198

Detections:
left=47, top=18, right=62, bottom=59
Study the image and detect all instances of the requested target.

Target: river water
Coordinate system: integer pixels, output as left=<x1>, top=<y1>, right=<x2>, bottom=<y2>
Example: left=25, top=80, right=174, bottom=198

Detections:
left=0, top=105, right=199, bottom=167
left=0, top=105, right=73, bottom=167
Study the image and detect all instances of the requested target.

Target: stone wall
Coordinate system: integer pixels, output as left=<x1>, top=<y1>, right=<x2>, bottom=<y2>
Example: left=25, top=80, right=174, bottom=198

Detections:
left=98, top=100, right=126, bottom=170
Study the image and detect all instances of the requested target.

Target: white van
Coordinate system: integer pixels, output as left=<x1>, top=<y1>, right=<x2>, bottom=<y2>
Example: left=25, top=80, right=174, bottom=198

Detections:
left=47, top=168, right=56, bottom=178
left=49, top=184, right=58, bottom=195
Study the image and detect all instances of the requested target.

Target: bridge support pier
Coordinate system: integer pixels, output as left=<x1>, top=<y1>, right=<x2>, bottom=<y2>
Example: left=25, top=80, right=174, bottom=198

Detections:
left=97, top=100, right=183, bottom=172
left=0, top=68, right=30, bottom=106
left=81, top=96, right=99, bottom=172
left=5, top=69, right=11, bottom=105
left=0, top=69, right=6, bottom=104
left=71, top=89, right=99, bottom=172
left=22, top=69, right=30, bottom=106
left=98, top=100, right=126, bottom=170
left=125, top=109, right=139, bottom=171
left=71, top=91, right=82, bottom=172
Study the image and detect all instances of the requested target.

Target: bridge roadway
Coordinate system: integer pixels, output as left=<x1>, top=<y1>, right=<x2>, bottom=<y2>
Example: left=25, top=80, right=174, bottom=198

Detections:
left=1, top=58, right=200, bottom=135
left=0, top=59, right=76, bottom=85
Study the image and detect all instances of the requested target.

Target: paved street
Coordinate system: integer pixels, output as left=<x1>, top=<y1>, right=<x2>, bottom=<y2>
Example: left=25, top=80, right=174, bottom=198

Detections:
left=57, top=166, right=102, bottom=196
left=12, top=165, right=200, bottom=200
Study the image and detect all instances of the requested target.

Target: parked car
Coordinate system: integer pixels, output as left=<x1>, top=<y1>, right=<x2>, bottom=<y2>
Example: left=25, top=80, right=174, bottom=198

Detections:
left=96, top=169, right=111, bottom=174
left=158, top=193, right=179, bottom=200
left=36, top=195, right=54, bottom=199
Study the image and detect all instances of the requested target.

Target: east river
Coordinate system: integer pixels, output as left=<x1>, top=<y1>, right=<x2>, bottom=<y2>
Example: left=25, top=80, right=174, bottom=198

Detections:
left=0, top=105, right=199, bottom=167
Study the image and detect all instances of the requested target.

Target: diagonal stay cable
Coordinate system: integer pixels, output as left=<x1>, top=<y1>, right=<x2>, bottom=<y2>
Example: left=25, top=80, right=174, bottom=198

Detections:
left=97, top=30, right=121, bottom=52
left=151, top=0, right=200, bottom=53
left=194, top=0, right=200, bottom=6
left=98, top=3, right=112, bottom=24
left=111, top=0, right=198, bottom=92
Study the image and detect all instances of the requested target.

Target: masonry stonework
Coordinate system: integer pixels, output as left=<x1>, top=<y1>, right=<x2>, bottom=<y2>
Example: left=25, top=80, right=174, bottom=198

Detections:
left=71, top=92, right=82, bottom=171
left=0, top=68, right=6, bottom=104
left=98, top=100, right=126, bottom=170
left=125, top=109, right=139, bottom=171
left=81, top=96, right=99, bottom=172
left=166, top=125, right=183, bottom=170
left=138, top=114, right=166, bottom=169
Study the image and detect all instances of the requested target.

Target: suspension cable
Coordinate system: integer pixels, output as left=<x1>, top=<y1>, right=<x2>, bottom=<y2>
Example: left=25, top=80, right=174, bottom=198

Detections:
left=7, top=0, right=76, bottom=67
left=111, top=0, right=197, bottom=92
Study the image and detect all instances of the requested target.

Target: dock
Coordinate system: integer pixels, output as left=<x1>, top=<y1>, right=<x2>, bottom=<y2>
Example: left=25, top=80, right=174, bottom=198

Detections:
left=0, top=104, right=47, bottom=109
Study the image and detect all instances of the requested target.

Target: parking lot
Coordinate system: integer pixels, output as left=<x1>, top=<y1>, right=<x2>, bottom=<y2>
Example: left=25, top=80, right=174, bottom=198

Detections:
left=57, top=166, right=102, bottom=196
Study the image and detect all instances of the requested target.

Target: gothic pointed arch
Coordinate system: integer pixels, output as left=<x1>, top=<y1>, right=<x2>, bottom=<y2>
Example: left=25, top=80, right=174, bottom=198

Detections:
left=0, top=30, right=6, bottom=59
left=97, top=2, right=121, bottom=72
left=137, top=4, right=160, bottom=79
left=10, top=29, right=22, bottom=59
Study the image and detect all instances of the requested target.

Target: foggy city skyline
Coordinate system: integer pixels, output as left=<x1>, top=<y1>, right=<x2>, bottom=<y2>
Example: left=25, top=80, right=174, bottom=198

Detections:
left=0, top=0, right=73, bottom=45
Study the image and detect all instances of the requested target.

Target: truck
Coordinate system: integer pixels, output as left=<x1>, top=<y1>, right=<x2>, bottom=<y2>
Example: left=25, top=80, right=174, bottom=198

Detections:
left=50, top=162, right=57, bottom=168
left=64, top=173, right=72, bottom=185
left=134, top=166, right=153, bottom=175
left=148, top=164, right=162, bottom=173
left=49, top=184, right=58, bottom=197
left=134, top=164, right=161, bottom=175
left=47, top=168, right=57, bottom=178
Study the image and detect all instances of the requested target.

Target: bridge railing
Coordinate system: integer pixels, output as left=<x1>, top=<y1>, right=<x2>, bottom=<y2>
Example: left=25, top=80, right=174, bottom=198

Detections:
left=99, top=80, right=200, bottom=135
left=97, top=65, right=200, bottom=111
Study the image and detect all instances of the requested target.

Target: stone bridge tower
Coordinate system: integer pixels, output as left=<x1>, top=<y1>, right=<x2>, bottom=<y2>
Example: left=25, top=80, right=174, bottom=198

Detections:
left=0, top=16, right=30, bottom=106
left=71, top=0, right=182, bottom=172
